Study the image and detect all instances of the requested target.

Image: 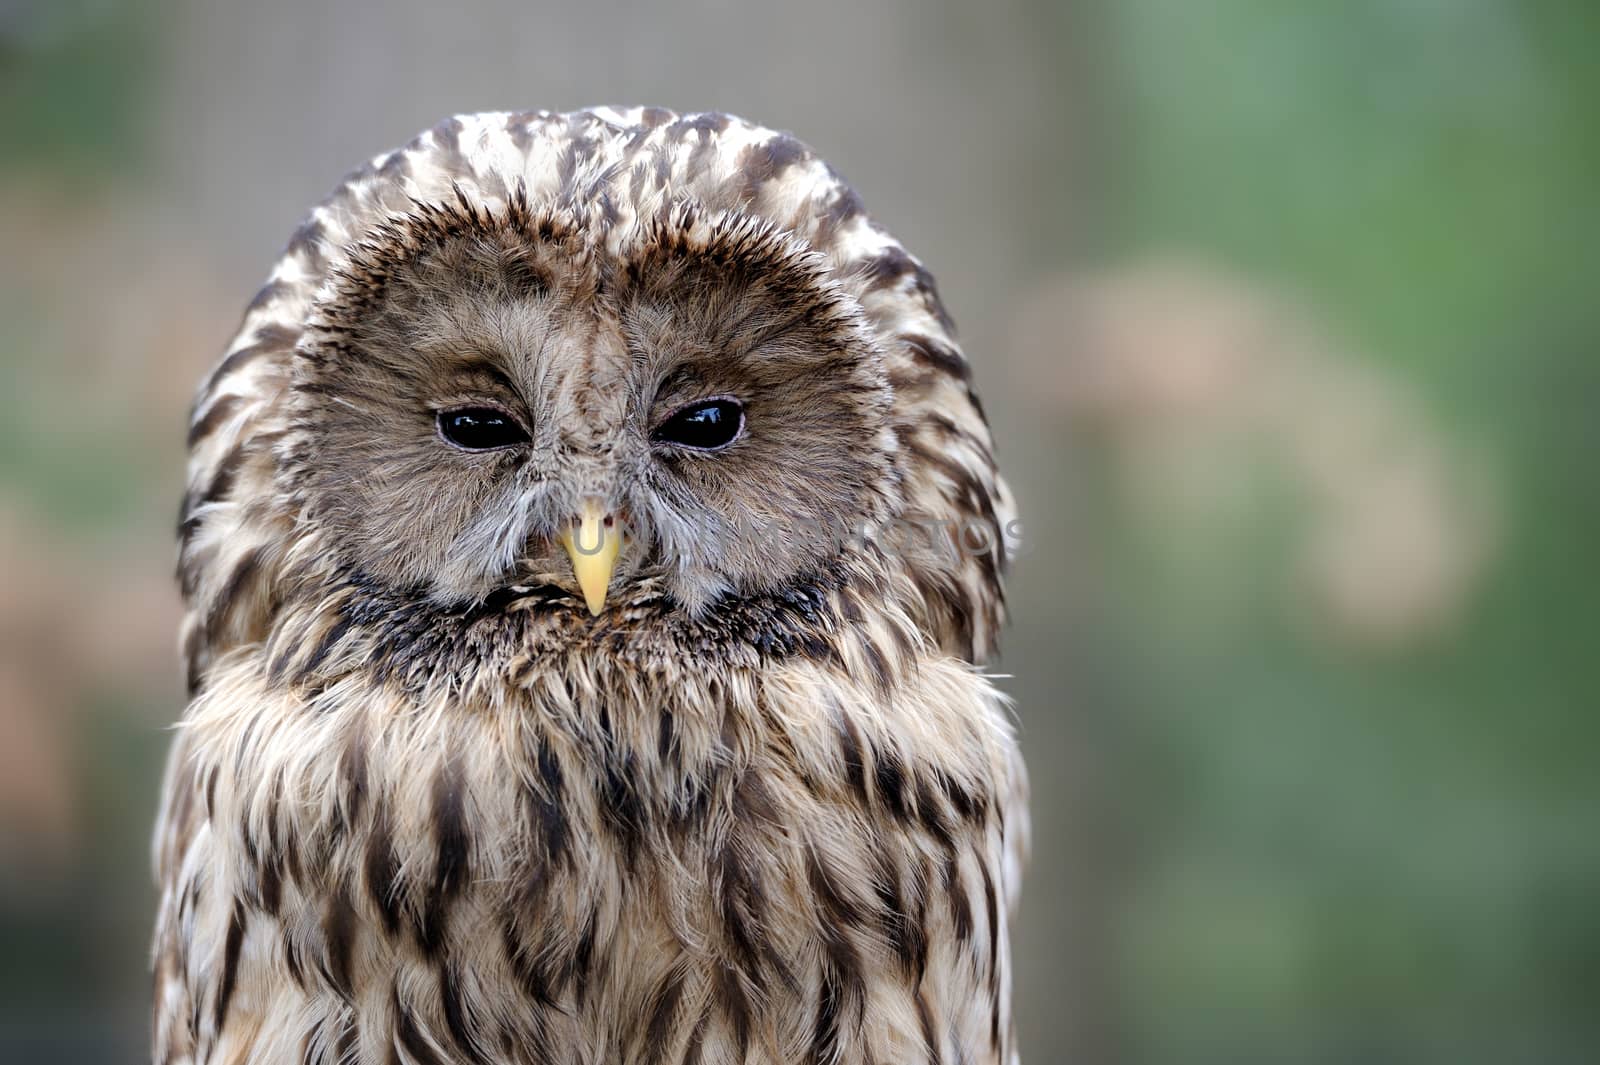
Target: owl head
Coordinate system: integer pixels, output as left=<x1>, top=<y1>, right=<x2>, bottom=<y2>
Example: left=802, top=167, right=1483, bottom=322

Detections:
left=178, top=109, right=1011, bottom=691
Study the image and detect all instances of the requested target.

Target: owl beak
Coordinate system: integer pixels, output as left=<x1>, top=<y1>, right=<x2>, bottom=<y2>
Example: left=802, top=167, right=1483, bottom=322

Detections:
left=558, top=499, right=621, bottom=616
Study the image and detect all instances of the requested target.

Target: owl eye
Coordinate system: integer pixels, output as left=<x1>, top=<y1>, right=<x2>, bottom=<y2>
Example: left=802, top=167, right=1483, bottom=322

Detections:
left=437, top=407, right=530, bottom=451
left=653, top=398, right=745, bottom=451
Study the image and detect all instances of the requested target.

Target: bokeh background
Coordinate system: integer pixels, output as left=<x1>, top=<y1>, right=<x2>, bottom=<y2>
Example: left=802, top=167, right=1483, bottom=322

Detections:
left=3, top=1, right=1596, bottom=1061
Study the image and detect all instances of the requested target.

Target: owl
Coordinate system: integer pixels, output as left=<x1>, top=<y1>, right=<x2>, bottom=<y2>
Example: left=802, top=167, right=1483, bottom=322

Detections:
left=153, top=108, right=1026, bottom=1065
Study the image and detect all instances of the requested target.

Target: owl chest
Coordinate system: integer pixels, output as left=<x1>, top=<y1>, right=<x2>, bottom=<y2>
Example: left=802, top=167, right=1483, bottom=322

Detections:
left=187, top=656, right=1009, bottom=1063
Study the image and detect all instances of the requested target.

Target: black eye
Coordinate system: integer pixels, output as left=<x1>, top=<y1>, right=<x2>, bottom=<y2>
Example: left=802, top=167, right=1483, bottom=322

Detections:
left=653, top=398, right=745, bottom=451
left=437, top=407, right=530, bottom=451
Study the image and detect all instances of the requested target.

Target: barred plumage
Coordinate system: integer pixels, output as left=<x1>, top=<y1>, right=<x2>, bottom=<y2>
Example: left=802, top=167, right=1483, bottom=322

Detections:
left=154, top=107, right=1026, bottom=1065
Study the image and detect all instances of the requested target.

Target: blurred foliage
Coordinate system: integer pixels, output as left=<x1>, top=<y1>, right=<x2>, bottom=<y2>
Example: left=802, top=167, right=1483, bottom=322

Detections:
left=0, top=1, right=157, bottom=179
left=1053, top=2, right=1600, bottom=1062
left=0, top=0, right=170, bottom=529
left=1, top=5, right=170, bottom=1060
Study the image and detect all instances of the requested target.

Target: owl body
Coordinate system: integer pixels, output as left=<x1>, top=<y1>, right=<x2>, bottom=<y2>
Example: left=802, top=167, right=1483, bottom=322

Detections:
left=155, top=109, right=1024, bottom=1065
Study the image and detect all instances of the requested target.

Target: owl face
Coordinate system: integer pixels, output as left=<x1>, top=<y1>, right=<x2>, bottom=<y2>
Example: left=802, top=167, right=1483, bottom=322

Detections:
left=285, top=199, right=899, bottom=617
left=179, top=110, right=1011, bottom=687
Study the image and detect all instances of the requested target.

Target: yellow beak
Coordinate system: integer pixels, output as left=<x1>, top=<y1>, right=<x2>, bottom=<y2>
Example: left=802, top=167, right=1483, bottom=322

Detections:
left=558, top=499, right=621, bottom=616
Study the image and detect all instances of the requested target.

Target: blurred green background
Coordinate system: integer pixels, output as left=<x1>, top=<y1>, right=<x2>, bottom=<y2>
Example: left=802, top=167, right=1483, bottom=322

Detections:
left=1, top=1, right=1595, bottom=1062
